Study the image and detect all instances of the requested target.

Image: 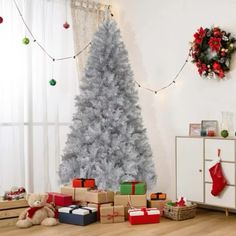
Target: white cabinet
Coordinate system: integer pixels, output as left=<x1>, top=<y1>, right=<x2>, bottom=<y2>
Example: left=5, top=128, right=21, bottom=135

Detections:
left=176, top=137, right=236, bottom=209
left=176, top=137, right=204, bottom=203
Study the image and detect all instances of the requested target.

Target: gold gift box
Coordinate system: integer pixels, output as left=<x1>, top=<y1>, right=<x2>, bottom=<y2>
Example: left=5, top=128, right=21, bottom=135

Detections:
left=60, top=186, right=90, bottom=201
left=114, top=193, right=147, bottom=219
left=85, top=190, right=114, bottom=204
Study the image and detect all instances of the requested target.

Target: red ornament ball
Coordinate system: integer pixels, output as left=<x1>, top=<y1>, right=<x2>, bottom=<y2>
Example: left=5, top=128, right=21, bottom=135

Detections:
left=63, top=22, right=70, bottom=29
left=0, top=16, right=3, bottom=24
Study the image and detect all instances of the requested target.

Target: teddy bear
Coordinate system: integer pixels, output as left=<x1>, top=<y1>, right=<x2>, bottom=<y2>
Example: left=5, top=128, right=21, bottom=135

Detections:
left=16, top=193, right=58, bottom=228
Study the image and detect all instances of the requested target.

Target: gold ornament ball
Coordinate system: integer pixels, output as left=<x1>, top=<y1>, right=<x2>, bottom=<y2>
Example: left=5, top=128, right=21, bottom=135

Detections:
left=221, top=48, right=225, bottom=52
left=207, top=65, right=211, bottom=68
left=230, top=43, right=234, bottom=48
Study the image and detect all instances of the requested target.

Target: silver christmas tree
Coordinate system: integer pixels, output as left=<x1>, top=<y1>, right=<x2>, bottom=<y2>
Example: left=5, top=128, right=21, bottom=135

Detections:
left=59, top=19, right=157, bottom=190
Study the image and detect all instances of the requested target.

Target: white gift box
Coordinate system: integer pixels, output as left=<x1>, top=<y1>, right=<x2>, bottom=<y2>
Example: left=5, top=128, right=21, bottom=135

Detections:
left=59, top=205, right=97, bottom=215
left=128, top=208, right=160, bottom=216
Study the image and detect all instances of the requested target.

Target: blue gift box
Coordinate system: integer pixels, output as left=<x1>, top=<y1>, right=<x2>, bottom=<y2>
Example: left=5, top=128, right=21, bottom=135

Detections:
left=58, top=205, right=97, bottom=226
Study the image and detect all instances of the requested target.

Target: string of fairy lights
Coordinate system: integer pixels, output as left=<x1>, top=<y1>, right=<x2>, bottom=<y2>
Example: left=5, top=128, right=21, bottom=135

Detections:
left=135, top=48, right=191, bottom=94
left=10, top=0, right=190, bottom=92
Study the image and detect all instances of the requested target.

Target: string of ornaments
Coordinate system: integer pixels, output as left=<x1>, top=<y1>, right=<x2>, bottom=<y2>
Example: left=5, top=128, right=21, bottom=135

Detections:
left=12, top=0, right=91, bottom=86
left=2, top=2, right=234, bottom=92
left=3, top=0, right=188, bottom=92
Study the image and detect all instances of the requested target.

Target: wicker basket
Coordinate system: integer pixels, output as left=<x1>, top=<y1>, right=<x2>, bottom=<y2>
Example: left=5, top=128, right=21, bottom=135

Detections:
left=163, top=203, right=197, bottom=221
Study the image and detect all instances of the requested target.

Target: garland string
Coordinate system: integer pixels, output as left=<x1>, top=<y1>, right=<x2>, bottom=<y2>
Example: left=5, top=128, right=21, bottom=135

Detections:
left=13, top=0, right=190, bottom=94
left=135, top=48, right=191, bottom=94
left=13, top=0, right=91, bottom=62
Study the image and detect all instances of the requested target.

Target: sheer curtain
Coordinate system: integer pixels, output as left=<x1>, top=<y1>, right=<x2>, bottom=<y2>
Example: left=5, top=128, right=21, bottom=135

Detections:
left=71, top=0, right=107, bottom=79
left=0, top=0, right=78, bottom=194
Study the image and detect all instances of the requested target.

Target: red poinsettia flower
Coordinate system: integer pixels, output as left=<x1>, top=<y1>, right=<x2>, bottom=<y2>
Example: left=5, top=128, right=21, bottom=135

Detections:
left=208, top=37, right=221, bottom=51
left=197, top=63, right=207, bottom=75
left=194, top=27, right=206, bottom=45
left=213, top=62, right=222, bottom=71
left=218, top=70, right=225, bottom=78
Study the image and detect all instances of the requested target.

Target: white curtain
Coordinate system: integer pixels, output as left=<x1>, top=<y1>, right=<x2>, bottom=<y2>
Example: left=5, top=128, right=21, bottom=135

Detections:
left=71, top=0, right=107, bottom=79
left=0, top=0, right=78, bottom=194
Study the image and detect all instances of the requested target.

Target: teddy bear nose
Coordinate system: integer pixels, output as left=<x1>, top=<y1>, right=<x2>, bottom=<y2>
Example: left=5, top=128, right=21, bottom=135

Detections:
left=35, top=200, right=41, bottom=204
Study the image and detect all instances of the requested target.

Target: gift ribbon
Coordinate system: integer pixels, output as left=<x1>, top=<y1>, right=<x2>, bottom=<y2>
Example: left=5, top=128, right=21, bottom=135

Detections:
left=80, top=178, right=85, bottom=187
left=130, top=181, right=140, bottom=195
left=141, top=207, right=148, bottom=216
left=101, top=207, right=125, bottom=222
left=127, top=195, right=134, bottom=209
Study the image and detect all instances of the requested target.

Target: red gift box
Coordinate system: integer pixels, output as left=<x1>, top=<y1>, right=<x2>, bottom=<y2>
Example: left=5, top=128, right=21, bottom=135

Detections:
left=47, top=192, right=72, bottom=207
left=72, top=178, right=95, bottom=188
left=128, top=207, right=160, bottom=225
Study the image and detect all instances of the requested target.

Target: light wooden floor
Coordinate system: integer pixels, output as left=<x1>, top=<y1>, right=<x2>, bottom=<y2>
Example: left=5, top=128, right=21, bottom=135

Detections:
left=1, top=209, right=236, bottom=236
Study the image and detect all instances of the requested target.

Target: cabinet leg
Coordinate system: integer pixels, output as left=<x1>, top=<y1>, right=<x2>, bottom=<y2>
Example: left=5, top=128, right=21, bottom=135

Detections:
left=225, top=208, right=229, bottom=217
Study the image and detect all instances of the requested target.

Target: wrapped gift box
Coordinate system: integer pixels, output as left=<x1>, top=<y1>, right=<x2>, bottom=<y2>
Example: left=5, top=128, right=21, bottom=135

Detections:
left=87, top=202, right=113, bottom=220
left=147, top=199, right=171, bottom=216
left=47, top=192, right=72, bottom=207
left=85, top=190, right=114, bottom=204
left=58, top=205, right=97, bottom=226
left=150, top=192, right=167, bottom=200
left=114, top=193, right=147, bottom=219
left=128, top=207, right=160, bottom=225
left=72, top=178, right=95, bottom=188
left=100, top=205, right=125, bottom=223
left=120, top=181, right=146, bottom=195
left=61, top=186, right=90, bottom=202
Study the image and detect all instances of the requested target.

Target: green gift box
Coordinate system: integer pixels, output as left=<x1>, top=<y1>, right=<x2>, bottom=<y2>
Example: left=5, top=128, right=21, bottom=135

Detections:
left=120, top=181, right=146, bottom=195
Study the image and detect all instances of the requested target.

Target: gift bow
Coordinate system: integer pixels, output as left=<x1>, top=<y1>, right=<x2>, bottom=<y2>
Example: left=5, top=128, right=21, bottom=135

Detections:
left=141, top=207, right=148, bottom=216
left=106, top=211, right=123, bottom=220
left=102, top=208, right=124, bottom=222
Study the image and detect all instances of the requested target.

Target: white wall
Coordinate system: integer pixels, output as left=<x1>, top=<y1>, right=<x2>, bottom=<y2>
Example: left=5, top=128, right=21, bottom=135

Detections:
left=103, top=0, right=236, bottom=199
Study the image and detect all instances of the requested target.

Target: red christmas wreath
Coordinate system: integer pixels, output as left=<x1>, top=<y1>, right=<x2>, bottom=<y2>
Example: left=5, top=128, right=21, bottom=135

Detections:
left=191, top=26, right=236, bottom=79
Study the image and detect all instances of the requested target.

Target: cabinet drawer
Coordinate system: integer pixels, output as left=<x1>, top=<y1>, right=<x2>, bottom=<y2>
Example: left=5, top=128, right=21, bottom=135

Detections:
left=205, top=139, right=235, bottom=162
left=205, top=161, right=235, bottom=185
left=205, top=183, right=235, bottom=208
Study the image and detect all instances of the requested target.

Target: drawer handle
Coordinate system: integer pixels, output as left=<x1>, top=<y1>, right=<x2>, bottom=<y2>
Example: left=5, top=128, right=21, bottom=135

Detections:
left=199, top=169, right=202, bottom=172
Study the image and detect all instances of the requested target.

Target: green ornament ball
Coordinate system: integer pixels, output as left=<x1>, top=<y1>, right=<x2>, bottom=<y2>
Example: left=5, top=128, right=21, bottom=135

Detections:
left=221, top=130, right=229, bottom=138
left=49, top=79, right=56, bottom=86
left=22, top=37, right=30, bottom=45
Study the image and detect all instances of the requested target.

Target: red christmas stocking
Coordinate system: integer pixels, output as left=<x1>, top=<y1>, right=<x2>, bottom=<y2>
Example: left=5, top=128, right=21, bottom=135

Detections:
left=209, top=161, right=227, bottom=196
